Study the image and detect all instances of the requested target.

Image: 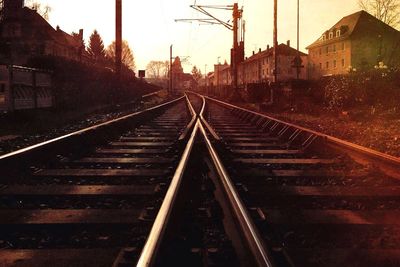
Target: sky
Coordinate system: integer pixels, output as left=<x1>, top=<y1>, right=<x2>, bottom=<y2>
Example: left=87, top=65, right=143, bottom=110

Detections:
left=35, top=0, right=360, bottom=73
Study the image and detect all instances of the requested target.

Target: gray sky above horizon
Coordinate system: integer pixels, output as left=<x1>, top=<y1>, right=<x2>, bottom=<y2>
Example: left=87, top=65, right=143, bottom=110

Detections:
left=36, top=0, right=360, bottom=72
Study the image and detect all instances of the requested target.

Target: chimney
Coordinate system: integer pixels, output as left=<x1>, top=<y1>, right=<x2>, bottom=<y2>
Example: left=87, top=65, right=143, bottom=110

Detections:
left=3, top=0, right=24, bottom=17
left=259, top=48, right=262, bottom=53
left=79, top=29, right=84, bottom=40
left=252, top=51, right=255, bottom=55
left=56, top=25, right=60, bottom=31
left=287, top=40, right=290, bottom=47
left=267, top=45, right=270, bottom=50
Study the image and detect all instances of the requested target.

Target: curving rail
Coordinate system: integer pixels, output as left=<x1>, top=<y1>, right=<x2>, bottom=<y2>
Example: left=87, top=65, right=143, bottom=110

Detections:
left=137, top=93, right=276, bottom=267
left=198, top=95, right=275, bottom=267
left=136, top=95, right=199, bottom=267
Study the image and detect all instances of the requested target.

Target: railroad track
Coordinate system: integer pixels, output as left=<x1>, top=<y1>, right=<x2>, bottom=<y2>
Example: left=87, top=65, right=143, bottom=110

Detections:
left=0, top=96, right=195, bottom=267
left=1, top=93, right=400, bottom=267
left=200, top=94, right=400, bottom=267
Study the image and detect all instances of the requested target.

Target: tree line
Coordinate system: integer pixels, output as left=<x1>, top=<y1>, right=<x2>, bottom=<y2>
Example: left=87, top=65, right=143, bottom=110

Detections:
left=86, top=30, right=135, bottom=74
left=16, top=2, right=136, bottom=74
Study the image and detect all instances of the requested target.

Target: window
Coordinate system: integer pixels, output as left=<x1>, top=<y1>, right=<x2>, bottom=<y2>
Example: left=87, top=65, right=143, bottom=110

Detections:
left=342, top=59, right=345, bottom=67
left=329, top=32, right=334, bottom=39
left=319, top=48, right=322, bottom=55
left=326, top=62, right=329, bottom=69
left=333, top=60, right=337, bottom=68
left=322, top=34, right=326, bottom=41
left=333, top=44, right=336, bottom=52
left=325, top=46, right=329, bottom=54
left=336, top=30, right=341, bottom=37
left=0, top=84, right=5, bottom=104
left=319, top=63, right=322, bottom=69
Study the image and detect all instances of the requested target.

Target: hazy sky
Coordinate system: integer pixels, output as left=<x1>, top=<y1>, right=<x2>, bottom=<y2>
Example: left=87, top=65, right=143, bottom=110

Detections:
left=36, top=0, right=360, bottom=72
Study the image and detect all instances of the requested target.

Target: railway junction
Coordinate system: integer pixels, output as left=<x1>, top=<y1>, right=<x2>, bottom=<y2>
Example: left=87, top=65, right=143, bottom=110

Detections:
left=0, top=93, right=399, bottom=267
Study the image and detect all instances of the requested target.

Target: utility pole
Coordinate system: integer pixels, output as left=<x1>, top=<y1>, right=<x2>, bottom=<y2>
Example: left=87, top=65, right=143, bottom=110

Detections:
left=169, top=45, right=173, bottom=95
left=292, top=0, right=304, bottom=80
left=296, top=0, right=300, bottom=80
left=204, top=64, right=207, bottom=94
left=273, top=0, right=278, bottom=83
left=175, top=3, right=243, bottom=99
left=232, top=3, right=239, bottom=92
left=115, top=0, right=122, bottom=80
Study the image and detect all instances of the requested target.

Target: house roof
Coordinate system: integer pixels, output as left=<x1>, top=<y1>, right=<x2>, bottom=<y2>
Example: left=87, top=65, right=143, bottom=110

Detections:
left=306, top=10, right=400, bottom=49
left=2, top=7, right=83, bottom=48
left=246, top=43, right=307, bottom=62
left=55, top=28, right=83, bottom=48
left=215, top=63, right=230, bottom=72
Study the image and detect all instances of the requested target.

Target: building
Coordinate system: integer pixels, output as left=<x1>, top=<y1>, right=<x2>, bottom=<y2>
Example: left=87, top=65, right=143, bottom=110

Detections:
left=214, top=62, right=231, bottom=87
left=239, top=42, right=308, bottom=85
left=171, top=56, right=194, bottom=91
left=212, top=42, right=308, bottom=91
left=307, top=10, right=400, bottom=79
left=0, top=0, right=86, bottom=65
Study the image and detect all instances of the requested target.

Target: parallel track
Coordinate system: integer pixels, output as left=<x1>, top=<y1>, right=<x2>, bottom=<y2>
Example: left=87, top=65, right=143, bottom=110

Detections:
left=1, top=93, right=400, bottom=267
left=0, top=97, right=194, bottom=267
left=201, top=95, right=400, bottom=267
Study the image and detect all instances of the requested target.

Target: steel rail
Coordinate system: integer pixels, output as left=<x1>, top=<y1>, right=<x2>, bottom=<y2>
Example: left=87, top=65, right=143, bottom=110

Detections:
left=0, top=96, right=185, bottom=161
left=203, top=95, right=400, bottom=167
left=198, top=96, right=275, bottom=267
left=179, top=94, right=197, bottom=140
left=141, top=90, right=163, bottom=99
left=187, top=91, right=220, bottom=140
left=136, top=97, right=199, bottom=267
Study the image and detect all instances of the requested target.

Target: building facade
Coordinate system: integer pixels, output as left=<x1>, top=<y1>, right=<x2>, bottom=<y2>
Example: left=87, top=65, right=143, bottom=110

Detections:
left=0, top=0, right=86, bottom=65
left=307, top=10, right=400, bottom=79
left=171, top=56, right=194, bottom=91
left=213, top=42, right=308, bottom=90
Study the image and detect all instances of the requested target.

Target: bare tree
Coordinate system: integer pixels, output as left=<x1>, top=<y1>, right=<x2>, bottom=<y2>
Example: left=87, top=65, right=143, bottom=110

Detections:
left=25, top=0, right=52, bottom=20
left=163, top=61, right=170, bottom=78
left=106, top=40, right=136, bottom=71
left=359, top=0, right=400, bottom=28
left=146, top=60, right=169, bottom=79
left=191, top=65, right=202, bottom=83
